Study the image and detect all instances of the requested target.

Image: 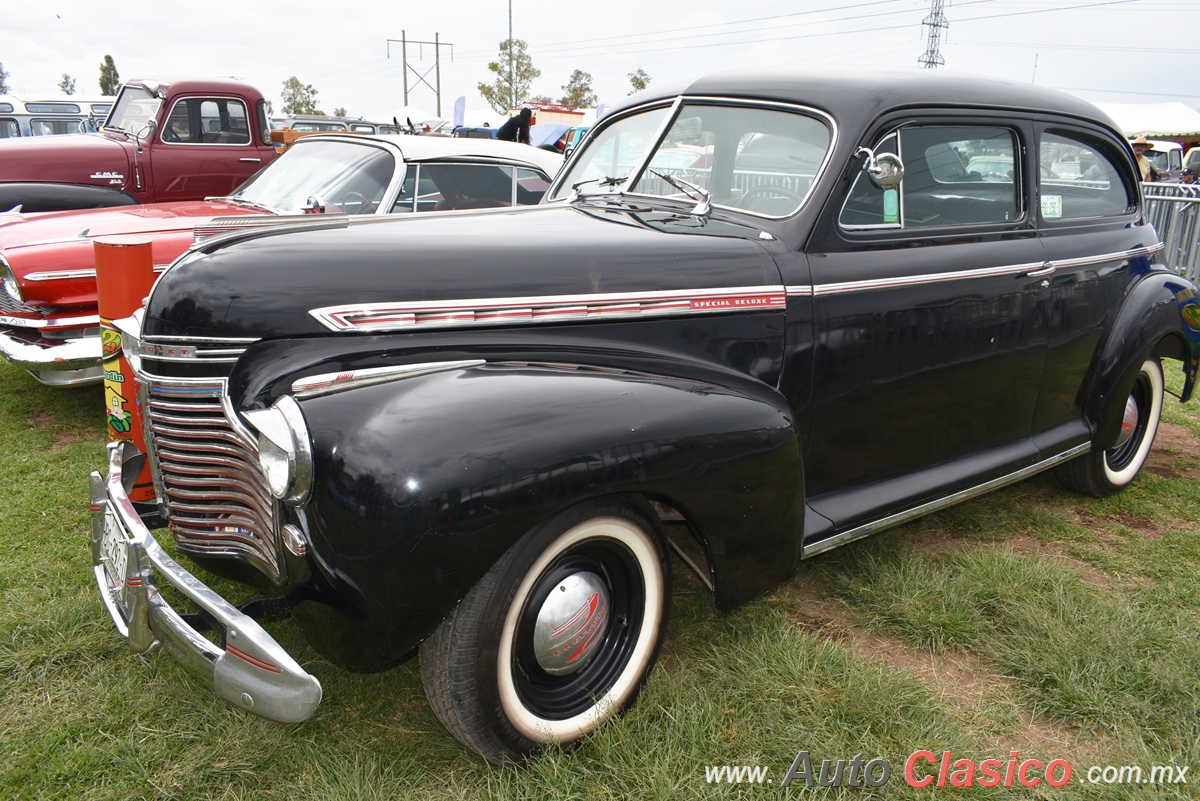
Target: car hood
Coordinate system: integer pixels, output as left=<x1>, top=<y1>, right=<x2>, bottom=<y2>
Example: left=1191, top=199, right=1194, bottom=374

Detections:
left=145, top=204, right=783, bottom=340
left=0, top=132, right=136, bottom=188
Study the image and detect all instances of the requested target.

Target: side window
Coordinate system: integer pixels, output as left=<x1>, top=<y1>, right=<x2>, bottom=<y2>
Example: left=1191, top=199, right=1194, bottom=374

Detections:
left=0, top=118, right=21, bottom=138
left=421, top=164, right=515, bottom=211
left=840, top=126, right=1021, bottom=230
left=1038, top=131, right=1134, bottom=221
left=516, top=168, right=550, bottom=205
left=162, top=98, right=250, bottom=144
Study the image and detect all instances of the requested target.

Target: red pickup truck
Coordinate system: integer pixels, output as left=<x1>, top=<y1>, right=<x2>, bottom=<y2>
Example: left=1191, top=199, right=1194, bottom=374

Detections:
left=0, top=78, right=277, bottom=213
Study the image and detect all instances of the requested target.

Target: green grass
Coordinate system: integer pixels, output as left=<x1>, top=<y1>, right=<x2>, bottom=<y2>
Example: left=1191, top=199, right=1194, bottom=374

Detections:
left=3, top=357, right=1200, bottom=799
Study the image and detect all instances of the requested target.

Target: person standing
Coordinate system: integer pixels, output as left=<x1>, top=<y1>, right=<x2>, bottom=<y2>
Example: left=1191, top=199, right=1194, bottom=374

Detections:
left=497, top=106, right=532, bottom=145
left=1131, top=136, right=1160, bottom=182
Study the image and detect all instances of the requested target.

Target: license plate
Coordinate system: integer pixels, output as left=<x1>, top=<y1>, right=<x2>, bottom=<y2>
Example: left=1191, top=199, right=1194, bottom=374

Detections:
left=100, top=508, right=129, bottom=588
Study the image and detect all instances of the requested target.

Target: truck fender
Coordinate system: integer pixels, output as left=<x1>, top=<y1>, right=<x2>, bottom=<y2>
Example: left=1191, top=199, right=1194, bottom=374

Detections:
left=1088, top=271, right=1200, bottom=448
left=0, top=182, right=138, bottom=213
left=262, top=360, right=802, bottom=667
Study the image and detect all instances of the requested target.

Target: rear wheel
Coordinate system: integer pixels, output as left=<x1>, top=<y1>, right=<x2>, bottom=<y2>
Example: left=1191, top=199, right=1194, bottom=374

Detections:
left=1056, top=357, right=1163, bottom=497
left=420, top=496, right=671, bottom=763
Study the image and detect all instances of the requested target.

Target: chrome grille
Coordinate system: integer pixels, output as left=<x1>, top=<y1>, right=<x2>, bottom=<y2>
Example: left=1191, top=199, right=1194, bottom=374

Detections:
left=0, top=291, right=52, bottom=317
left=144, top=379, right=282, bottom=580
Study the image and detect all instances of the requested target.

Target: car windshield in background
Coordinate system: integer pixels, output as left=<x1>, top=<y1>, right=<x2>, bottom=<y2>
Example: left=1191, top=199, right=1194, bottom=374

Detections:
left=553, top=102, right=832, bottom=218
left=231, top=139, right=396, bottom=215
left=106, top=88, right=162, bottom=135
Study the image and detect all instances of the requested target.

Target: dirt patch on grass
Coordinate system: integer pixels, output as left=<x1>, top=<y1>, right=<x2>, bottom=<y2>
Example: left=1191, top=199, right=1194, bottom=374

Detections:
left=787, top=582, right=1087, bottom=756
left=1145, top=422, right=1200, bottom=480
left=25, top=411, right=89, bottom=451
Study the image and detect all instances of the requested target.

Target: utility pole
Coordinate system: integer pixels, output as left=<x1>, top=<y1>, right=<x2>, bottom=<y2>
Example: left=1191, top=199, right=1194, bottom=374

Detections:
left=508, top=0, right=515, bottom=109
left=386, top=33, right=454, bottom=117
left=917, top=0, right=947, bottom=69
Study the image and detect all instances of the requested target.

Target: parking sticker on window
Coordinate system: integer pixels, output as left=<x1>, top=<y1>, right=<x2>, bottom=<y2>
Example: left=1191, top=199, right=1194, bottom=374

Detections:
left=1042, top=194, right=1063, bottom=218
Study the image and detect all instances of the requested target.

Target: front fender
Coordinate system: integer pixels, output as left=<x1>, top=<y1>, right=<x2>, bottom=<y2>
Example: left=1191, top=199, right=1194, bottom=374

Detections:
left=254, top=360, right=801, bottom=668
left=1089, top=271, right=1200, bottom=448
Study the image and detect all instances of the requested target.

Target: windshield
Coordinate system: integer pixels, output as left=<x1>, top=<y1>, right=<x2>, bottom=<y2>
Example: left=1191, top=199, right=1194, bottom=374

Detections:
left=106, top=86, right=163, bottom=135
left=230, top=139, right=396, bottom=215
left=551, top=101, right=832, bottom=217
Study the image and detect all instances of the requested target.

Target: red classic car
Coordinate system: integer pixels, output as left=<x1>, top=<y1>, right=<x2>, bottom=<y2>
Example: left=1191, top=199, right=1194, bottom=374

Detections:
left=0, top=134, right=561, bottom=385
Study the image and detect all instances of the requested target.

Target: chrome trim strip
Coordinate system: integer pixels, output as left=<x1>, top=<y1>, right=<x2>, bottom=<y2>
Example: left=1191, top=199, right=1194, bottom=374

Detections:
left=292, top=359, right=486, bottom=398
left=310, top=285, right=787, bottom=333
left=1051, top=242, right=1163, bottom=270
left=25, top=269, right=97, bottom=282
left=785, top=285, right=814, bottom=296
left=0, top=312, right=98, bottom=329
left=802, top=443, right=1091, bottom=559
left=144, top=335, right=261, bottom=344
left=795, top=245, right=1163, bottom=298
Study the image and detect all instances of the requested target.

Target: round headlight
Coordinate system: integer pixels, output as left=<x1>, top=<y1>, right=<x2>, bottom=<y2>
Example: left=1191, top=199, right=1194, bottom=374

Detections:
left=0, top=257, right=24, bottom=303
left=242, top=395, right=313, bottom=505
left=257, top=436, right=293, bottom=499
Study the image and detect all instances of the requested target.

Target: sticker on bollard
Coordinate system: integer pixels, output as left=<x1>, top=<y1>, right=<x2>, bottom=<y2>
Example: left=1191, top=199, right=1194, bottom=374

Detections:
left=94, top=236, right=158, bottom=503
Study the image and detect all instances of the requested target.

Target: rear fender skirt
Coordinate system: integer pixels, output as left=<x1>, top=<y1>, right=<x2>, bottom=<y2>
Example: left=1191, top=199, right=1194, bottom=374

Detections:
left=263, top=360, right=802, bottom=668
left=1089, top=272, right=1200, bottom=448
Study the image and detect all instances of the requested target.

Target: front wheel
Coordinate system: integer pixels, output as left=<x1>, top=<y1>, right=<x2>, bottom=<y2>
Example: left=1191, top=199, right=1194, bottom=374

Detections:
left=420, top=496, right=671, bottom=763
left=1056, top=356, right=1164, bottom=497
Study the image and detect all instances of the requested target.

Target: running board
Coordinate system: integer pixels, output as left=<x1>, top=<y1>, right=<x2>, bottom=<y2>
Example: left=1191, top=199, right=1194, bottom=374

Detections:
left=801, top=443, right=1091, bottom=559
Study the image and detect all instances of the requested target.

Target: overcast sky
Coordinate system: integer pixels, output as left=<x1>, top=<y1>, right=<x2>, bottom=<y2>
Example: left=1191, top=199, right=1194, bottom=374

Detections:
left=2, top=0, right=1197, bottom=126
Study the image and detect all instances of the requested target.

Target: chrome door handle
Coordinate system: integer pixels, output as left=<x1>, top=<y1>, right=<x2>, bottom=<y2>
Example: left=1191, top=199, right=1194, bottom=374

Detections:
left=239, top=158, right=262, bottom=163
left=1023, top=262, right=1055, bottom=277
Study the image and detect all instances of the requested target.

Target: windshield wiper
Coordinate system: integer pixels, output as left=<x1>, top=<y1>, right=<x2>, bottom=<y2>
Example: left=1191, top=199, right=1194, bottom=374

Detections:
left=649, top=170, right=712, bottom=220
left=207, top=195, right=280, bottom=214
left=570, top=175, right=628, bottom=200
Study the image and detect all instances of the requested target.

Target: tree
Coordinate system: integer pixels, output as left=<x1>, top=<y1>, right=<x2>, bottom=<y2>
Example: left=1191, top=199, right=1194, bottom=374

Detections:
left=0, top=63, right=9, bottom=94
left=559, top=70, right=596, bottom=109
left=333, top=107, right=347, bottom=117
left=477, top=39, right=541, bottom=115
left=526, top=95, right=553, bottom=105
left=628, top=68, right=651, bottom=96
left=58, top=74, right=76, bottom=95
left=99, top=55, right=120, bottom=96
left=281, top=77, right=323, bottom=115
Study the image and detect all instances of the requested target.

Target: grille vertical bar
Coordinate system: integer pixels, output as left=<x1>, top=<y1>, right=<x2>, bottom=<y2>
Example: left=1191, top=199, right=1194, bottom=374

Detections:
left=144, top=379, right=282, bottom=580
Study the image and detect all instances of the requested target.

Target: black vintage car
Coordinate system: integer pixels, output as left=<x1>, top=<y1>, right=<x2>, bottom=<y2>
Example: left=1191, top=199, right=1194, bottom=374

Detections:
left=91, top=70, right=1200, bottom=763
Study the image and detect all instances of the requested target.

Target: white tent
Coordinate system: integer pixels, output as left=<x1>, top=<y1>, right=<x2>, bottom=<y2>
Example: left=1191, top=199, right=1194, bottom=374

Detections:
left=1096, top=102, right=1200, bottom=139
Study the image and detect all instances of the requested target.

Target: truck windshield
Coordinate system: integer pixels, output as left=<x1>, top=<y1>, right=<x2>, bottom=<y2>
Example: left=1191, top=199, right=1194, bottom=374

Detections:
left=229, top=139, right=396, bottom=215
left=107, top=87, right=163, bottom=135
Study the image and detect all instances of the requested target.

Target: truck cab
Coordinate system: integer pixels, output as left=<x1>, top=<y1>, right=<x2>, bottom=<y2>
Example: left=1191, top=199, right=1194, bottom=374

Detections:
left=0, top=79, right=277, bottom=213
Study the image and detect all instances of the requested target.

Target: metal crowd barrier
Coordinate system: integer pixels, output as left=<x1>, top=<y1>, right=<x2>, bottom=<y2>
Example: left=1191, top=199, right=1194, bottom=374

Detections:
left=1143, top=182, right=1200, bottom=282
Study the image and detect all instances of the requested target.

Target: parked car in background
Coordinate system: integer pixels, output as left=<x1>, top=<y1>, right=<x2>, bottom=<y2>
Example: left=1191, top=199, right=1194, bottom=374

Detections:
left=452, top=125, right=497, bottom=139
left=92, top=69, right=1199, bottom=764
left=529, top=122, right=572, bottom=153
left=0, top=78, right=277, bottom=213
left=561, top=125, right=589, bottom=158
left=0, top=95, right=113, bottom=138
left=1140, top=138, right=1184, bottom=180
left=0, top=134, right=561, bottom=385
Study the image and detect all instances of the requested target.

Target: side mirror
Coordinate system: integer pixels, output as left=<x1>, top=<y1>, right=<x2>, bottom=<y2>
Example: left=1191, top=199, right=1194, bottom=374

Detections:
left=855, top=147, right=905, bottom=190
left=303, top=196, right=326, bottom=214
left=141, top=81, right=164, bottom=100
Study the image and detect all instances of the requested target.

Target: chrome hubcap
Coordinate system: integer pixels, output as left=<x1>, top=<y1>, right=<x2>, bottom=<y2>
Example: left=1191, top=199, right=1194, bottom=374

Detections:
left=1115, top=395, right=1139, bottom=449
left=532, top=571, right=610, bottom=676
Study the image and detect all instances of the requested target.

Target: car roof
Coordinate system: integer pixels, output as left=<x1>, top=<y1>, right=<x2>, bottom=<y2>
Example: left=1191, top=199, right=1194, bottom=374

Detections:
left=614, top=68, right=1119, bottom=138
left=289, top=133, right=564, bottom=175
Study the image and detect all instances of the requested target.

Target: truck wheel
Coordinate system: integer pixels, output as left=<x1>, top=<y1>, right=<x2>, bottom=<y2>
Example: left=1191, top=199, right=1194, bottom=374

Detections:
left=419, top=496, right=671, bottom=763
left=1056, top=357, right=1163, bottom=497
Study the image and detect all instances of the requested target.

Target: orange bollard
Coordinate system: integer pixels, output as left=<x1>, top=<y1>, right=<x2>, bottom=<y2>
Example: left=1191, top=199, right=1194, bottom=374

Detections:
left=95, top=236, right=159, bottom=504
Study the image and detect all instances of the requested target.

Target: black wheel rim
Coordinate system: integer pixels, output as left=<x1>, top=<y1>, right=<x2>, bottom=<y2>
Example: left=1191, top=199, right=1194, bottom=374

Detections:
left=1106, top=371, right=1151, bottom=471
left=511, top=537, right=645, bottom=721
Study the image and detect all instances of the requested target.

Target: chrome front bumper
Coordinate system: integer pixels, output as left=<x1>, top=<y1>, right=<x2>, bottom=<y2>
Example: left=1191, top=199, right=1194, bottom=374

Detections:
left=0, top=328, right=101, bottom=385
left=90, top=441, right=322, bottom=723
